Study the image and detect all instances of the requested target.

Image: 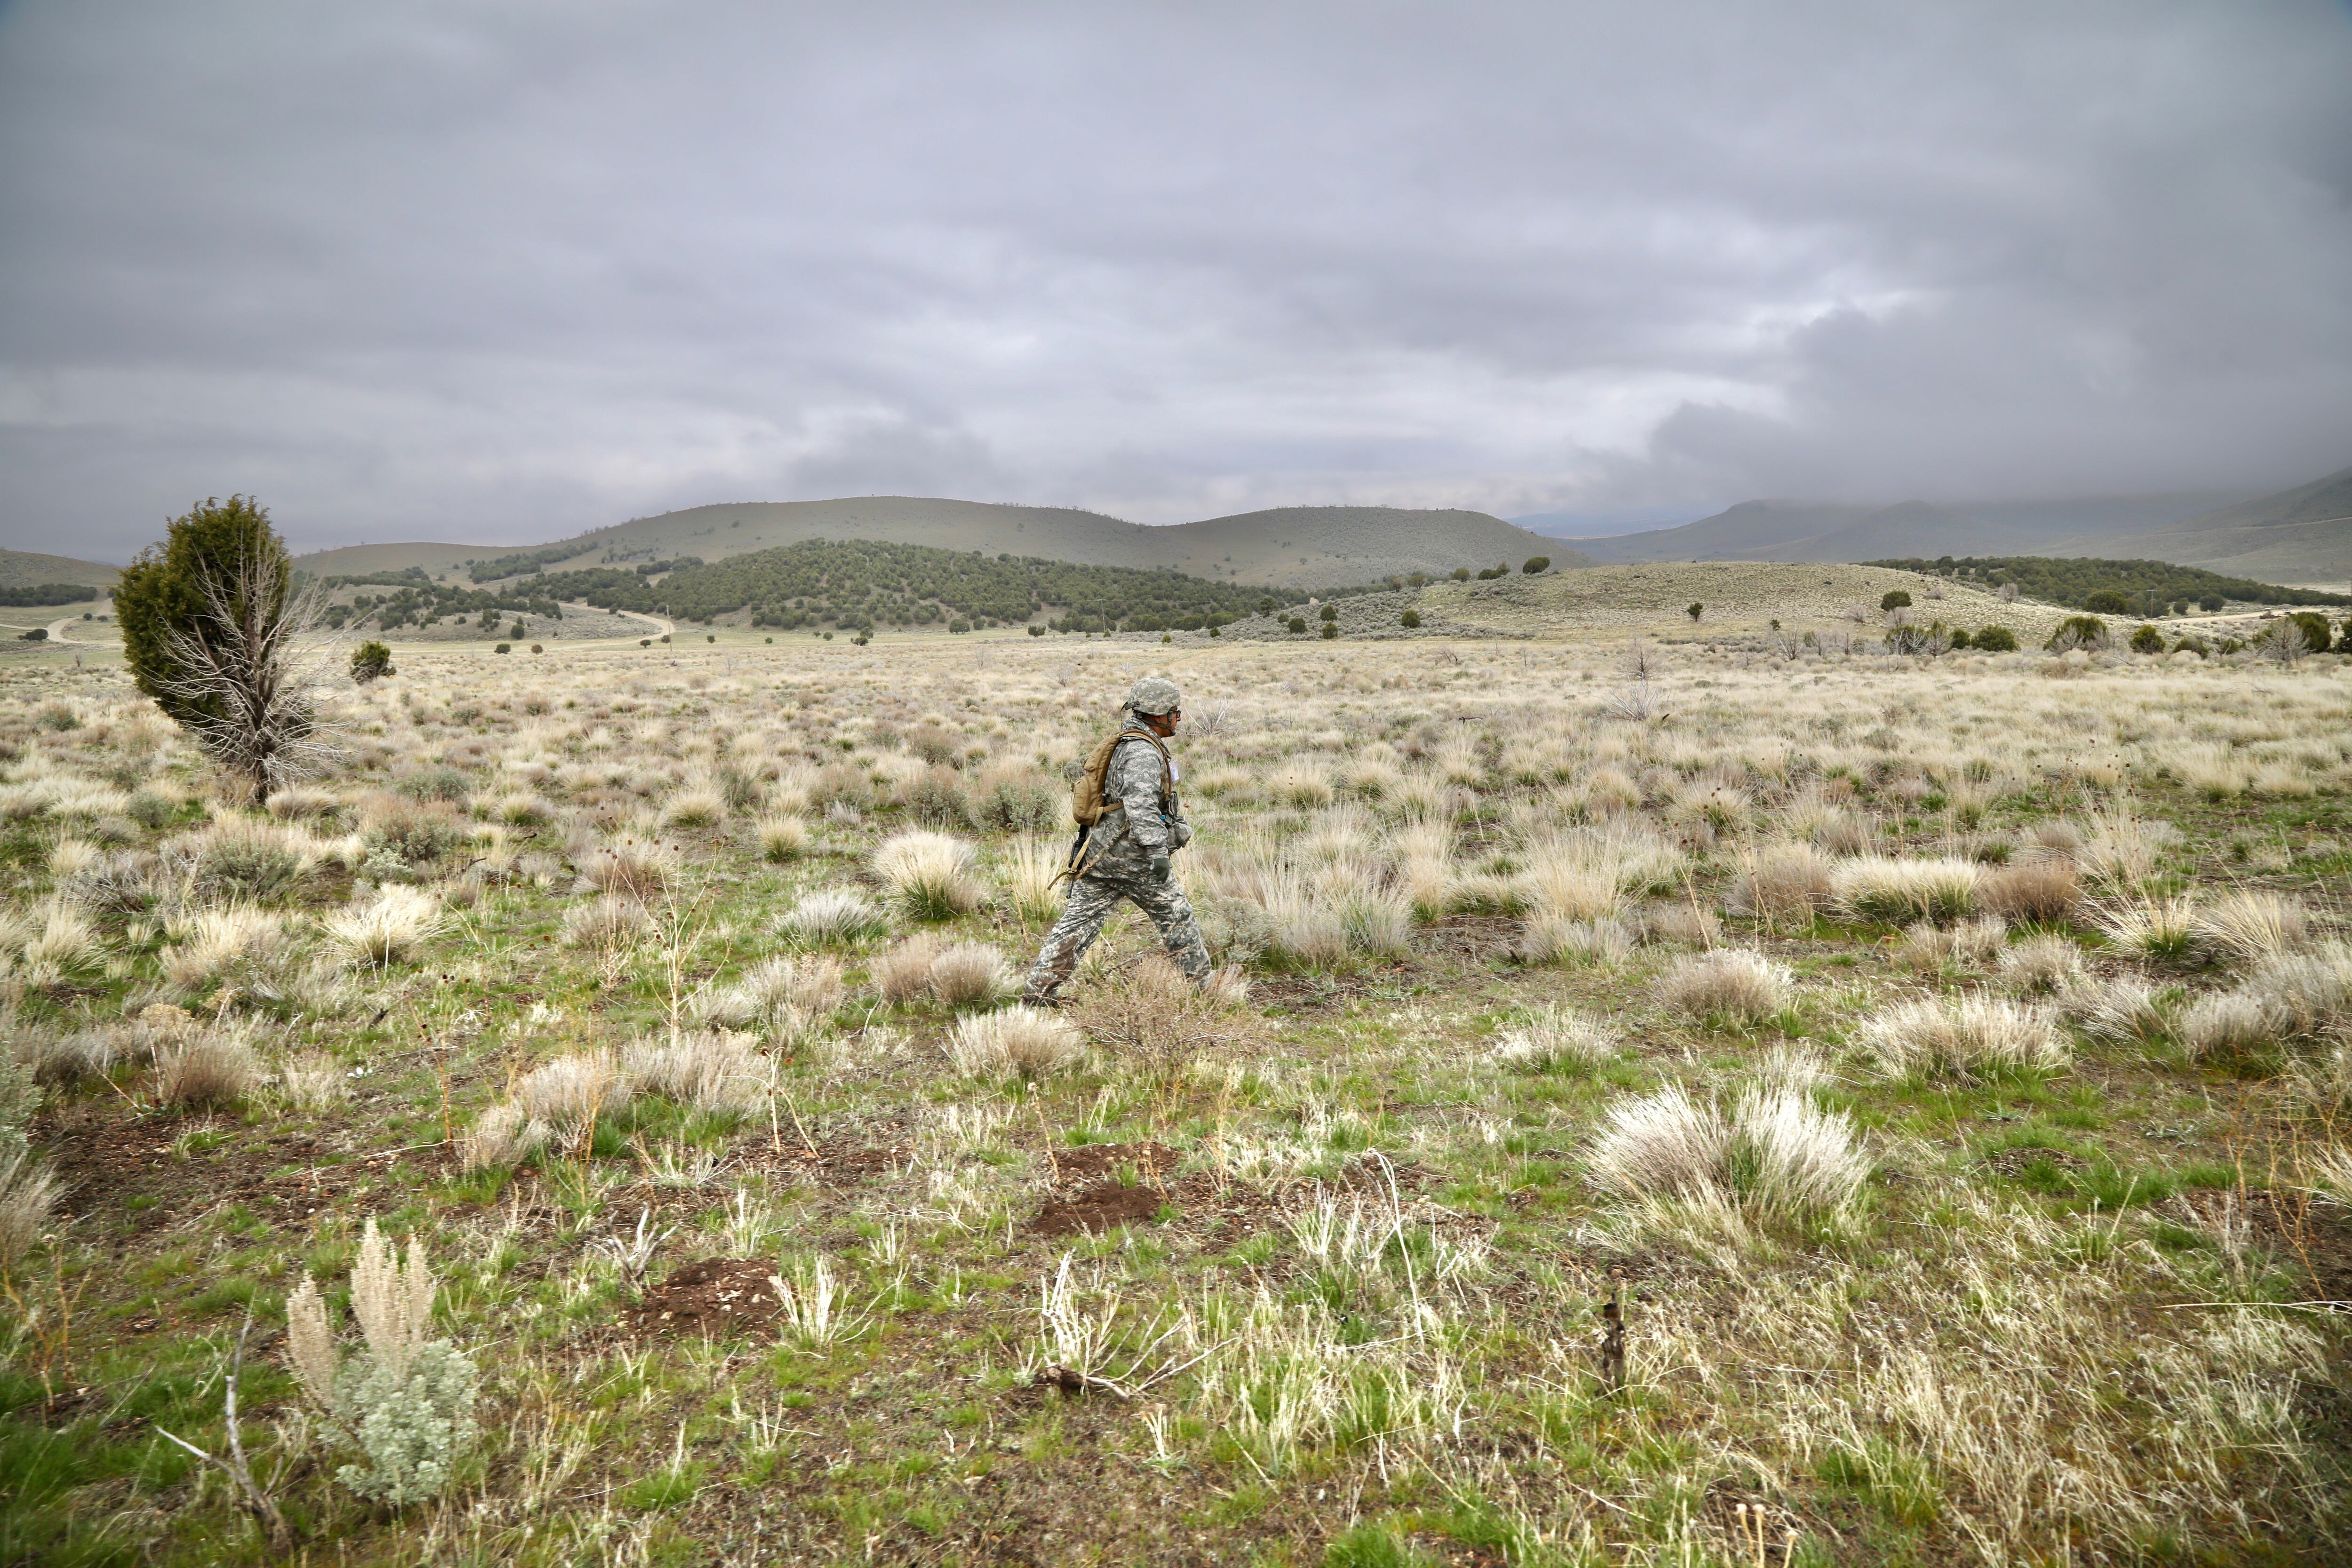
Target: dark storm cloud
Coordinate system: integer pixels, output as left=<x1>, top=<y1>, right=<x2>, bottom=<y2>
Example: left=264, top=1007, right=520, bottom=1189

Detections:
left=2, top=1, right=2348, bottom=557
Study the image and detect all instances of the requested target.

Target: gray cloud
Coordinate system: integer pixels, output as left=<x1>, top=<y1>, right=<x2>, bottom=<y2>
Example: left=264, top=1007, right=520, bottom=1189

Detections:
left=2, top=0, right=2348, bottom=558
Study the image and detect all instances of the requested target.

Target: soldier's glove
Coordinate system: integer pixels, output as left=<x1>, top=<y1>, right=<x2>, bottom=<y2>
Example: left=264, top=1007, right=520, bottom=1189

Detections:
left=1149, top=853, right=1170, bottom=883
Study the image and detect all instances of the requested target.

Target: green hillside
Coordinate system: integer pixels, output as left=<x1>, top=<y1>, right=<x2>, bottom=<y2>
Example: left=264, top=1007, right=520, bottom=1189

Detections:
left=1866, top=556, right=2350, bottom=613
left=297, top=495, right=1589, bottom=590
left=0, top=546, right=119, bottom=592
left=331, top=538, right=1383, bottom=637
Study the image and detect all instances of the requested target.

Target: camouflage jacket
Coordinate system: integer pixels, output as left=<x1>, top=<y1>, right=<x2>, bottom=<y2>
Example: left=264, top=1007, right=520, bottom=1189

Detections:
left=1086, top=728, right=1192, bottom=877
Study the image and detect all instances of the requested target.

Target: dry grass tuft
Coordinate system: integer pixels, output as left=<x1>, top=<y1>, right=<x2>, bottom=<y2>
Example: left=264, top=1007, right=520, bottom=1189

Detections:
left=779, top=888, right=886, bottom=946
left=873, top=830, right=985, bottom=920
left=1979, top=857, right=2081, bottom=923
left=1654, top=949, right=1790, bottom=1024
left=623, top=1029, right=769, bottom=1114
left=0, top=1149, right=59, bottom=1269
left=155, top=1029, right=263, bottom=1108
left=1488, top=1004, right=1615, bottom=1075
left=755, top=814, right=810, bottom=862
left=1733, top=841, right=1832, bottom=925
left=515, top=1051, right=628, bottom=1138
left=1586, top=1083, right=1867, bottom=1219
left=1858, top=995, right=2068, bottom=1079
left=1832, top=855, right=1980, bottom=926
left=928, top=942, right=1012, bottom=1009
left=875, top=934, right=945, bottom=1005
left=562, top=894, right=648, bottom=950
left=1998, top=934, right=2084, bottom=994
left=579, top=836, right=677, bottom=899
left=322, top=886, right=443, bottom=969
left=946, top=1004, right=1084, bottom=1080
left=2176, top=990, right=2272, bottom=1061
left=2193, top=891, right=2311, bottom=964
left=458, top=1101, right=548, bottom=1173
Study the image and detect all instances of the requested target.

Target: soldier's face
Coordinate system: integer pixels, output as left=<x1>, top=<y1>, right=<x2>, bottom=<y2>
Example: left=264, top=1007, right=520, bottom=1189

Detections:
left=1150, top=707, right=1180, bottom=736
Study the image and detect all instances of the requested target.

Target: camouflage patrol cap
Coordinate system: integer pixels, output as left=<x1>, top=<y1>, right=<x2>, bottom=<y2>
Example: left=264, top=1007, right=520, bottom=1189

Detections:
left=1124, top=676, right=1182, bottom=716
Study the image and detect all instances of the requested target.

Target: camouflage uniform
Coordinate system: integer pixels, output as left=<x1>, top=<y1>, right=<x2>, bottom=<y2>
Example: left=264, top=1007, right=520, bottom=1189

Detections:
left=1022, top=687, right=1210, bottom=1002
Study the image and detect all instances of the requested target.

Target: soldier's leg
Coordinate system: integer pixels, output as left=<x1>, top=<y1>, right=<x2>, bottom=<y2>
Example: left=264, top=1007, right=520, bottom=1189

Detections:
left=1021, top=876, right=1124, bottom=1003
left=1131, top=877, right=1213, bottom=980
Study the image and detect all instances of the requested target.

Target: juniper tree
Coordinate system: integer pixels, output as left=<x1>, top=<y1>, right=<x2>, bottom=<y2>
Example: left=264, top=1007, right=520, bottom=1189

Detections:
left=114, top=495, right=332, bottom=806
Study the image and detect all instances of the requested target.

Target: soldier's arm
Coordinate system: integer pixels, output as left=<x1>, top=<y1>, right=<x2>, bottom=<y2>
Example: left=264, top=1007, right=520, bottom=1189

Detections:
left=1110, top=740, right=1170, bottom=853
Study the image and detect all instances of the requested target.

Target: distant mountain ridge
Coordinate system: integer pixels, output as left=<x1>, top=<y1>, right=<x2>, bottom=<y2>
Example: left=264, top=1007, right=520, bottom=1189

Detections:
left=295, top=496, right=1590, bottom=589
left=2053, top=466, right=2352, bottom=583
left=1563, top=492, right=2252, bottom=565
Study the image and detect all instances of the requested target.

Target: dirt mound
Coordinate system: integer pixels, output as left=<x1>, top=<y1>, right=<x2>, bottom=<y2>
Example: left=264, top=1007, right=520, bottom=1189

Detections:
left=627, top=1258, right=786, bottom=1338
left=1030, top=1181, right=1167, bottom=1237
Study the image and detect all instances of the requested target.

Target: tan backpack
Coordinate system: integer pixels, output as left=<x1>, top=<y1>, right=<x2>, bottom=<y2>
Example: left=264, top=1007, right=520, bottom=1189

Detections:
left=1070, top=725, right=1173, bottom=828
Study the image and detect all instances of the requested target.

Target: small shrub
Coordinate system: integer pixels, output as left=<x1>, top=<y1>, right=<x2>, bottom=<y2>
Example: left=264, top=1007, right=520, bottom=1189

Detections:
left=1972, top=625, right=2017, bottom=652
left=1320, top=622, right=1338, bottom=639
left=978, top=772, right=1063, bottom=832
left=1399, top=610, right=1421, bottom=629
left=903, top=765, right=976, bottom=828
left=2046, top=614, right=2108, bottom=652
left=2128, top=624, right=2165, bottom=654
left=360, top=794, right=466, bottom=866
left=946, top=1004, right=1083, bottom=1080
left=1522, top=556, right=1549, bottom=573
left=1654, top=949, right=1790, bottom=1025
left=1880, top=589, right=1911, bottom=612
left=1286, top=616, right=1307, bottom=634
left=1686, top=602, right=1703, bottom=621
left=350, top=641, right=395, bottom=684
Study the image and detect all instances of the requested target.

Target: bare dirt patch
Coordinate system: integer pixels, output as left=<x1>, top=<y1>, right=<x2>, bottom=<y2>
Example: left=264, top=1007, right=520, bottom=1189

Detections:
left=626, top=1258, right=787, bottom=1338
left=1030, top=1181, right=1167, bottom=1237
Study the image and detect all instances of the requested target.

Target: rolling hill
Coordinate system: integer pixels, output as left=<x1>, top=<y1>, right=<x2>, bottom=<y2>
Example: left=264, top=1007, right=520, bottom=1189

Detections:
left=295, top=497, right=1589, bottom=589
left=1566, top=492, right=2245, bottom=565
left=0, top=546, right=120, bottom=593
left=2049, top=466, right=2352, bottom=583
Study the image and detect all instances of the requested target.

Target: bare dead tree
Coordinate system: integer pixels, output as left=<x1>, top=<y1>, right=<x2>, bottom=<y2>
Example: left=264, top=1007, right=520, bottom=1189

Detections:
left=153, top=545, right=338, bottom=807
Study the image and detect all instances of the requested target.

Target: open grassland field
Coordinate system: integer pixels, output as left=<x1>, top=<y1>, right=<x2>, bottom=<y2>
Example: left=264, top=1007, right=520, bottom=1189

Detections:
left=3, top=629, right=2351, bottom=1567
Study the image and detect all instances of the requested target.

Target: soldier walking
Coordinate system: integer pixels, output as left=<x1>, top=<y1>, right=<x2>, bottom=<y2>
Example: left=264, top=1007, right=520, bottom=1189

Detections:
left=1021, top=676, right=1212, bottom=1004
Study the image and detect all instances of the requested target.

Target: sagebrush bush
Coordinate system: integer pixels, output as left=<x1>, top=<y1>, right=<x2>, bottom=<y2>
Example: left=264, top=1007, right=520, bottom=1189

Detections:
left=286, top=1220, right=478, bottom=1506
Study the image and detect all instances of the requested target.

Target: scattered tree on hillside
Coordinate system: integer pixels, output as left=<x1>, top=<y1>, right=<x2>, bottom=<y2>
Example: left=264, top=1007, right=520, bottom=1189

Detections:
left=115, top=495, right=332, bottom=805
left=1522, top=557, right=1549, bottom=574
left=350, top=641, right=395, bottom=684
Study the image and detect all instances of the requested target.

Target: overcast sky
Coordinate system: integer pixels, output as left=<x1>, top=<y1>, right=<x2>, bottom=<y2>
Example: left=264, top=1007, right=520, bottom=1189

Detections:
left=3, top=1, right=2349, bottom=559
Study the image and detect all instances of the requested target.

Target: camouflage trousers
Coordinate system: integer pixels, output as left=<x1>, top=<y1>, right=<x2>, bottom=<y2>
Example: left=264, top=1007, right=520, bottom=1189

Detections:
left=1021, top=871, right=1212, bottom=1002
